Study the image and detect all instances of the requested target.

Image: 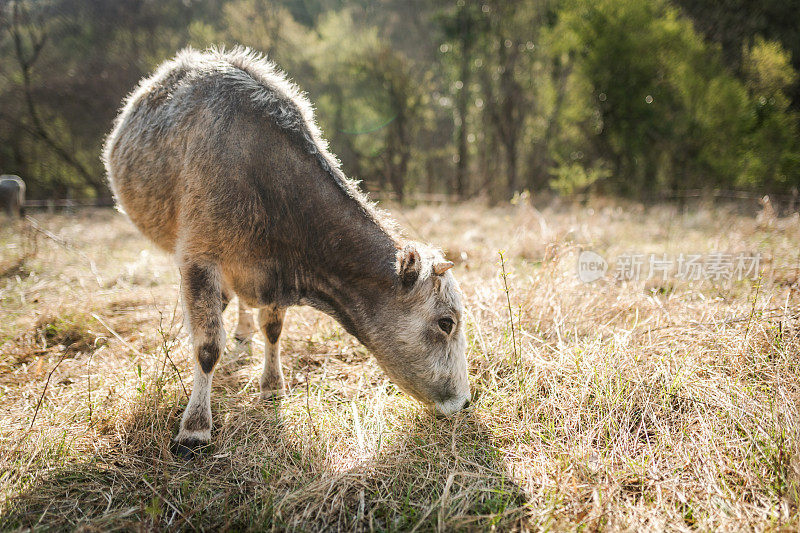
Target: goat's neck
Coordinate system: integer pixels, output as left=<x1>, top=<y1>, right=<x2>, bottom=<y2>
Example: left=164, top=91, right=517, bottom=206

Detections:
left=290, top=182, right=399, bottom=345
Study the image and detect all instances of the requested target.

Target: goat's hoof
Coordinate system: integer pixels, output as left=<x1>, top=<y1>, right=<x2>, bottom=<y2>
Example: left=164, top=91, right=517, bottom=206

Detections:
left=259, top=388, right=285, bottom=401
left=171, top=437, right=211, bottom=459
left=231, top=336, right=253, bottom=354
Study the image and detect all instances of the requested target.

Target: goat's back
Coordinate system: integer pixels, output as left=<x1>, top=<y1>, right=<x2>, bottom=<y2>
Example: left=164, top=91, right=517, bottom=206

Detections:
left=104, top=49, right=315, bottom=254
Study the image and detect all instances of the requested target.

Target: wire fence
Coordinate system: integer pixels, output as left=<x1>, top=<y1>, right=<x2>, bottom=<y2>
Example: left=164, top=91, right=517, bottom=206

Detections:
left=20, top=188, right=800, bottom=214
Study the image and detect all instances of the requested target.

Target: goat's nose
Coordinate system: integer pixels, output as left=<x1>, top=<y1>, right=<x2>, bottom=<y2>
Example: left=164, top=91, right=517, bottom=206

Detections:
left=433, top=393, right=472, bottom=417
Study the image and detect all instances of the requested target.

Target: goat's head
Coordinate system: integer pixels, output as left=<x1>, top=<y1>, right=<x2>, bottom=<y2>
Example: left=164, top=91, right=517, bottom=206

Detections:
left=368, top=242, right=470, bottom=416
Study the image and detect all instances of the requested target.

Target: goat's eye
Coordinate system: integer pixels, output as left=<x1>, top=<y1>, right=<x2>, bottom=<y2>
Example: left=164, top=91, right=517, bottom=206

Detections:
left=437, top=317, right=455, bottom=335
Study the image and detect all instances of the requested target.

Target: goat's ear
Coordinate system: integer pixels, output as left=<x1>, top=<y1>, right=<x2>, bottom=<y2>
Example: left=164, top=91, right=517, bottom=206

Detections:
left=432, top=261, right=454, bottom=275
left=397, top=245, right=421, bottom=286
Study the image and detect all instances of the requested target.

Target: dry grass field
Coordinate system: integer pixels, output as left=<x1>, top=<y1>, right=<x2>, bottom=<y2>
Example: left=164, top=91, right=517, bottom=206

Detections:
left=1, top=198, right=800, bottom=531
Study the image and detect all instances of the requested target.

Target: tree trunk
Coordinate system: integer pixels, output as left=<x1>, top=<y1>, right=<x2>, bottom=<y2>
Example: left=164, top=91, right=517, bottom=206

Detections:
left=529, top=57, right=572, bottom=190
left=455, top=40, right=470, bottom=198
left=505, top=137, right=519, bottom=199
left=496, top=42, right=523, bottom=199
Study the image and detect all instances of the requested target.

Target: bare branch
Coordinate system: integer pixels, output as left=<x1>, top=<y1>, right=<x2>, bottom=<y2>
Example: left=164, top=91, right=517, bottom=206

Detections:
left=8, top=0, right=102, bottom=192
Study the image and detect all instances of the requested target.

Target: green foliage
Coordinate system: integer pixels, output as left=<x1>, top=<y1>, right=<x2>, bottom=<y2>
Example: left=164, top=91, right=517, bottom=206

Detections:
left=743, top=37, right=799, bottom=100
left=0, top=0, right=798, bottom=200
left=738, top=37, right=800, bottom=189
left=556, top=0, right=799, bottom=196
left=548, top=161, right=611, bottom=195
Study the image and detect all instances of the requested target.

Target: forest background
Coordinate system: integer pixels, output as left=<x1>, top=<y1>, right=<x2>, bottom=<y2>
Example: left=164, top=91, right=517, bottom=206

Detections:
left=2, top=0, right=799, bottom=203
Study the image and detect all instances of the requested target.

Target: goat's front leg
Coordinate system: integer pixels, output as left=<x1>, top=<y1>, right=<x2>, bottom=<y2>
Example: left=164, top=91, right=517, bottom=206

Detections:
left=258, top=306, right=286, bottom=400
left=173, top=260, right=225, bottom=456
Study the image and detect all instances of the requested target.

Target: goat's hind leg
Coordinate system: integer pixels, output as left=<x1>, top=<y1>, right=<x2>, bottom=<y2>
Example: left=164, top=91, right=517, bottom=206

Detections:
left=233, top=299, right=257, bottom=351
left=259, top=306, right=286, bottom=400
left=173, top=259, right=226, bottom=457
left=219, top=279, right=254, bottom=356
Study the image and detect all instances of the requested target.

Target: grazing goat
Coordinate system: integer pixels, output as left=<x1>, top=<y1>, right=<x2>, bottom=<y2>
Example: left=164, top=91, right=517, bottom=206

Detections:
left=0, top=175, right=25, bottom=218
left=103, top=47, right=470, bottom=455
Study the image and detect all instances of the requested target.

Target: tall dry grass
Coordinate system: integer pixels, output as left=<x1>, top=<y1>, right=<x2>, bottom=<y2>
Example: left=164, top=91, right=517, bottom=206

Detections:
left=1, top=198, right=799, bottom=531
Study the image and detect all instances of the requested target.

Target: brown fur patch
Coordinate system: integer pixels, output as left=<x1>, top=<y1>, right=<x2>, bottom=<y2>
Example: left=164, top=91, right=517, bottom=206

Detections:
left=183, top=410, right=211, bottom=431
left=198, top=342, right=220, bottom=373
left=265, top=320, right=283, bottom=344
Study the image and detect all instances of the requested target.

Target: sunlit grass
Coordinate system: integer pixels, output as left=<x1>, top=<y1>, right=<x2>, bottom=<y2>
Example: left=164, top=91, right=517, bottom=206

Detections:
left=1, top=200, right=799, bottom=530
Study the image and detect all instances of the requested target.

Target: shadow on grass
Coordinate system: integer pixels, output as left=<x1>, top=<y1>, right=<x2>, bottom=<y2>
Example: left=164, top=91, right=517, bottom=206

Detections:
left=274, top=412, right=530, bottom=531
left=1, top=375, right=527, bottom=531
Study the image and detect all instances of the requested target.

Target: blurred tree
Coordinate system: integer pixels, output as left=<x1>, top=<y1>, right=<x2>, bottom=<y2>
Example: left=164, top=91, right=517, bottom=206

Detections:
left=738, top=37, right=800, bottom=190
left=0, top=0, right=206, bottom=197
left=0, top=0, right=796, bottom=201
left=674, top=0, right=800, bottom=110
left=1, top=0, right=98, bottom=195
left=556, top=0, right=798, bottom=196
left=437, top=0, right=487, bottom=198
left=358, top=47, right=424, bottom=202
